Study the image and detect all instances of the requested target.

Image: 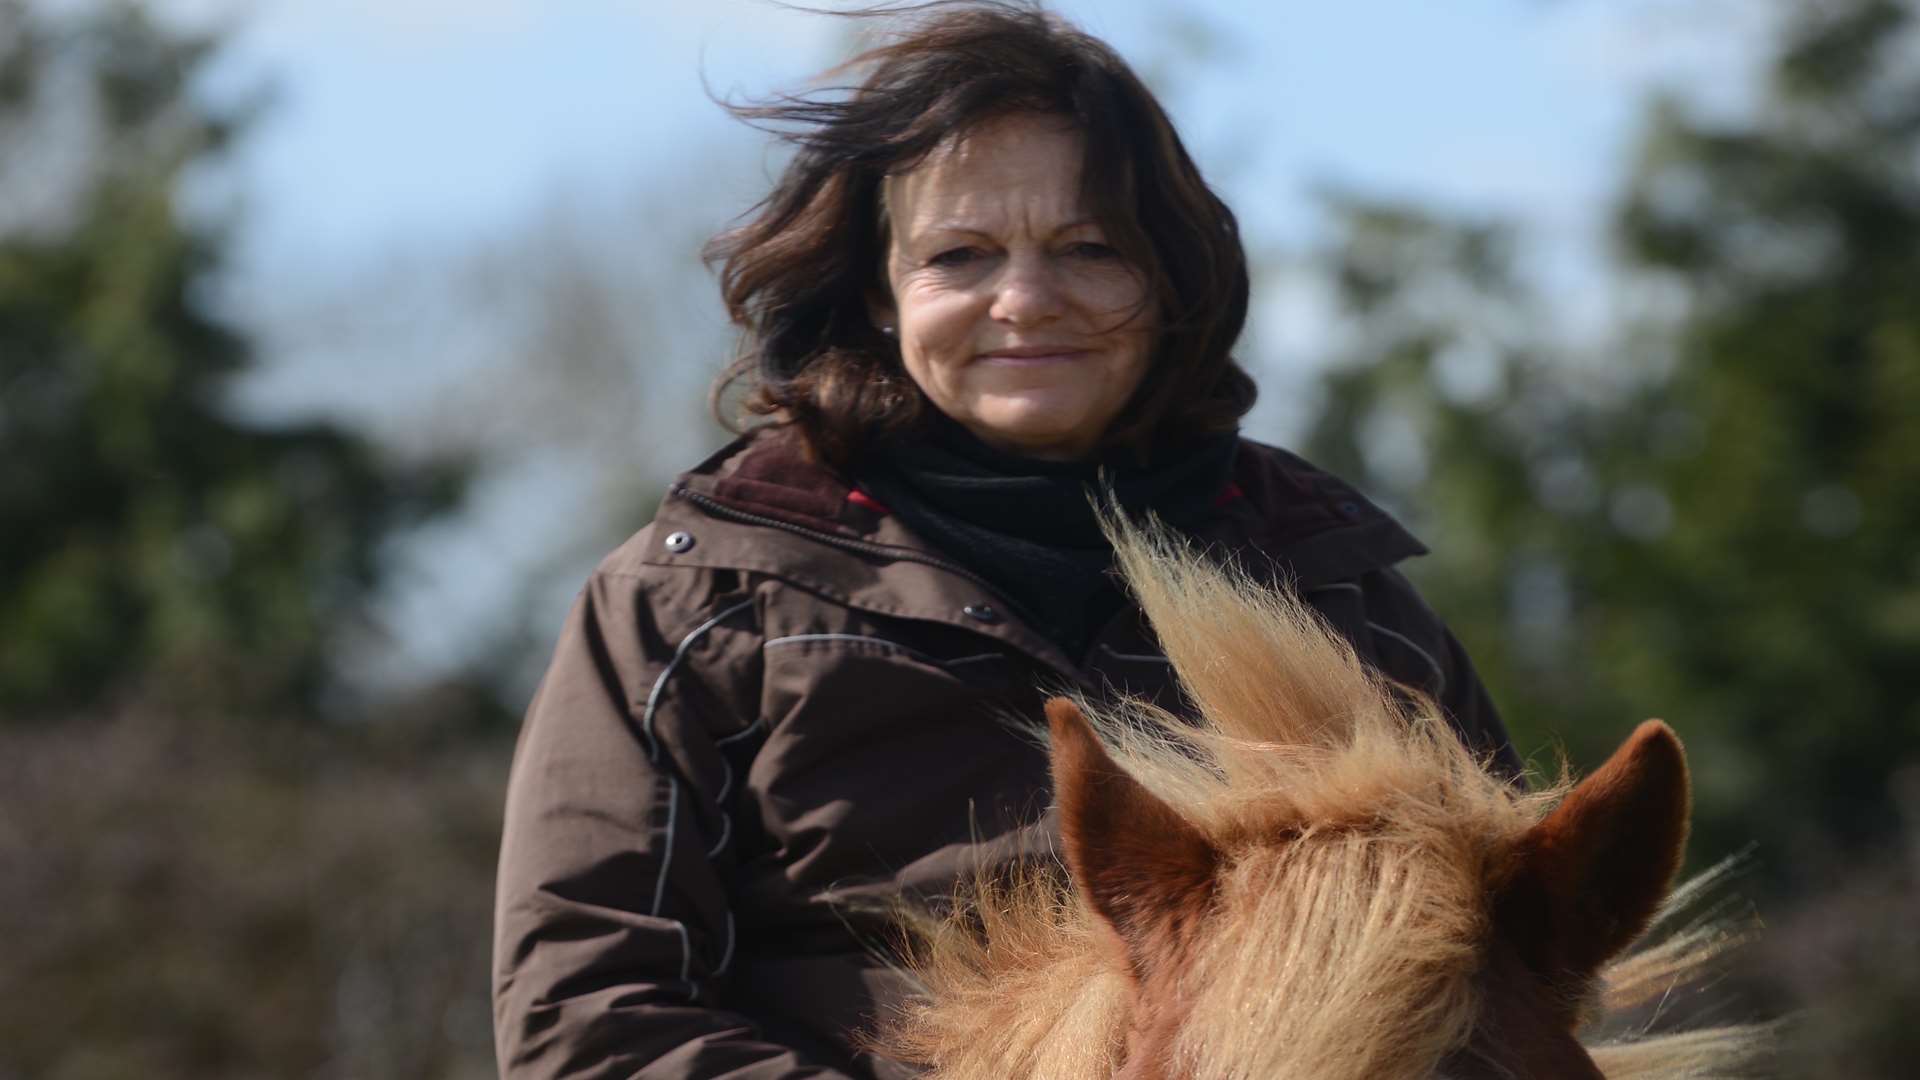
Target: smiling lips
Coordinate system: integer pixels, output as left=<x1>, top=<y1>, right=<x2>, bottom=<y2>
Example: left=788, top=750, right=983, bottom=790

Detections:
left=976, top=345, right=1094, bottom=364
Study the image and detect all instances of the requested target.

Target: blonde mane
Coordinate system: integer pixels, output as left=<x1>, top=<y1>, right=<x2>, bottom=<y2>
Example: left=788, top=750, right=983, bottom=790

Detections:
left=880, top=517, right=1770, bottom=1079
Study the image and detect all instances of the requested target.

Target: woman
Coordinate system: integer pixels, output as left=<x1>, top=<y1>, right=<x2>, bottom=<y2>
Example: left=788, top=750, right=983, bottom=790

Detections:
left=492, top=5, right=1521, bottom=1078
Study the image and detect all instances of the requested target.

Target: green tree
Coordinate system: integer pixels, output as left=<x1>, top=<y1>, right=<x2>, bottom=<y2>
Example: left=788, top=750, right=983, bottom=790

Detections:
left=1301, top=7, right=1920, bottom=1069
left=1603, top=0, right=1920, bottom=854
left=1303, top=0, right=1920, bottom=868
left=0, top=2, right=463, bottom=718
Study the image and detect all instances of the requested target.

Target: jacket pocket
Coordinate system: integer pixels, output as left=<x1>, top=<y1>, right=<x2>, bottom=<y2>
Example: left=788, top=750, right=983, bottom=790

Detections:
left=749, top=634, right=1039, bottom=882
left=1304, top=579, right=1446, bottom=699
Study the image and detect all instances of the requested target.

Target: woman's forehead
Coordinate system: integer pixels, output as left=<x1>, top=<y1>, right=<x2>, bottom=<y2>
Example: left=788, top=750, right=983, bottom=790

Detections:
left=885, top=115, right=1092, bottom=236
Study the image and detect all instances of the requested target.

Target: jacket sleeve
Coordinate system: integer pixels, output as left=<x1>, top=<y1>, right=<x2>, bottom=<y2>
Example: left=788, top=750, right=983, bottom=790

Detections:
left=492, top=568, right=861, bottom=1079
left=1362, top=568, right=1527, bottom=782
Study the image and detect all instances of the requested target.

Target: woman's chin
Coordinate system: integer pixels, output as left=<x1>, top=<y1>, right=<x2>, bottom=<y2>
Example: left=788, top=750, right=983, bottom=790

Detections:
left=962, top=405, right=1102, bottom=459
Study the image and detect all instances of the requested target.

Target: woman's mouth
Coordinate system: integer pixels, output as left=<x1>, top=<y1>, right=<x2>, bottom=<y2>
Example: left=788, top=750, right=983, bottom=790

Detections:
left=977, top=346, right=1093, bottom=364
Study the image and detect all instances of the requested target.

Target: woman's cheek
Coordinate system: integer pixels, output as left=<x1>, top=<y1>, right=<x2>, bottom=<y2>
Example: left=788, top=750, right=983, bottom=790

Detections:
left=906, top=292, right=980, bottom=371
left=1082, top=272, right=1150, bottom=327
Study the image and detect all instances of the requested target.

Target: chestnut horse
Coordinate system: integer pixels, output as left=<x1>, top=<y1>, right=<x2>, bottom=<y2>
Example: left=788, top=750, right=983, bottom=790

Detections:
left=878, top=518, right=1768, bottom=1079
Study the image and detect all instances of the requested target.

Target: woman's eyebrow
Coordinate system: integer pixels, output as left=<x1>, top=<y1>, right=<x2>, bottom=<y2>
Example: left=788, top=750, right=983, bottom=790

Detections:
left=913, top=223, right=997, bottom=241
left=913, top=218, right=1102, bottom=240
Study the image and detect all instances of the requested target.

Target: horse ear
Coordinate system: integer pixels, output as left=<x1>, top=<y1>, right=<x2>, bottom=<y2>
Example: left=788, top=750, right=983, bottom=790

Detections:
left=1048, top=697, right=1218, bottom=973
left=1499, top=720, right=1690, bottom=985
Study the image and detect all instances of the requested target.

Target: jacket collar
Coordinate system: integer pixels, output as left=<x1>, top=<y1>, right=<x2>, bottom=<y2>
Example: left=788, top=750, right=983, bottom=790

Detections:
left=1203, top=441, right=1429, bottom=587
left=644, top=425, right=1426, bottom=674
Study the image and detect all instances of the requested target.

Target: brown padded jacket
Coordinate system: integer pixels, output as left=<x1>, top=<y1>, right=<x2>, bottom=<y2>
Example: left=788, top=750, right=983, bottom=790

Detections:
left=492, top=427, right=1522, bottom=1079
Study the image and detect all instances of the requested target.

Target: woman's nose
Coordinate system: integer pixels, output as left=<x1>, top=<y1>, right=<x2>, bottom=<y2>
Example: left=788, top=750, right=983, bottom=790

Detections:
left=988, top=254, right=1066, bottom=327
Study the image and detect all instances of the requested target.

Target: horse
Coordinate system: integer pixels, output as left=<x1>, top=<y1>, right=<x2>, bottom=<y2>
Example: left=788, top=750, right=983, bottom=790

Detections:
left=875, top=516, right=1770, bottom=1079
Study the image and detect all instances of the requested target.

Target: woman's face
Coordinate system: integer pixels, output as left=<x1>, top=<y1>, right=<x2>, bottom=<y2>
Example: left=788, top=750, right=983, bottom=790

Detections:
left=875, top=114, right=1155, bottom=461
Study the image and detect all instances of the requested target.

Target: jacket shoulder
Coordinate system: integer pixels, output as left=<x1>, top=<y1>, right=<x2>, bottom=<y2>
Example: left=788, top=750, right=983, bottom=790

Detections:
left=588, top=427, right=801, bottom=580
left=1232, top=439, right=1413, bottom=534
left=576, top=427, right=849, bottom=642
left=1222, top=438, right=1428, bottom=585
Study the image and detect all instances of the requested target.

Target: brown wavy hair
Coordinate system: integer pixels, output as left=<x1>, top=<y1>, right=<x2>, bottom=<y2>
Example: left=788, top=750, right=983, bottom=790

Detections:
left=705, top=1, right=1255, bottom=465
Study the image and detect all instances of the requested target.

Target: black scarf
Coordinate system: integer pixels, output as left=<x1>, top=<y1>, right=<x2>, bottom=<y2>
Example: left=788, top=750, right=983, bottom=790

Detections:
left=855, top=418, right=1239, bottom=659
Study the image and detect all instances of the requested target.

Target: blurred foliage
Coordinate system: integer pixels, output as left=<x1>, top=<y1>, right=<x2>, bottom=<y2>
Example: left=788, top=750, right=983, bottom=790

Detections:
left=0, top=697, right=513, bottom=1079
left=0, top=1, right=464, bottom=719
left=1303, top=0, right=1920, bottom=868
left=1302, top=2, right=1919, bottom=1072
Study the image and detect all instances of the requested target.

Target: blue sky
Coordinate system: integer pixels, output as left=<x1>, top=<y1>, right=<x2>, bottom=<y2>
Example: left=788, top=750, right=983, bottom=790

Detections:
left=181, top=0, right=1770, bottom=418
left=190, top=0, right=1766, bottom=257
left=139, top=0, right=1772, bottom=686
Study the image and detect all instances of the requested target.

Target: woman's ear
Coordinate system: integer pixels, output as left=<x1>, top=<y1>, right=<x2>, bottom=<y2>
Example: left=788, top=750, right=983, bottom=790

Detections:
left=868, top=207, right=898, bottom=338
left=867, top=277, right=898, bottom=338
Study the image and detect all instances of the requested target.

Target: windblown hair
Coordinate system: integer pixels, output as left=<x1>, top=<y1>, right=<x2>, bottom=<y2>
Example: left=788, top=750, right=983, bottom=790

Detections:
left=704, top=1, right=1255, bottom=466
left=877, top=516, right=1772, bottom=1079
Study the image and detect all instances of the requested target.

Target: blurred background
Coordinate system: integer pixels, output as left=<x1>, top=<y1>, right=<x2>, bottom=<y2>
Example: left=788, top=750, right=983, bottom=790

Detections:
left=2, top=0, right=1915, bottom=1075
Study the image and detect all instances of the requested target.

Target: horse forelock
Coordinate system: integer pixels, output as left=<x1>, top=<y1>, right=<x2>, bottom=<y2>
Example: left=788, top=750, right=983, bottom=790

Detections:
left=1091, top=510, right=1557, bottom=872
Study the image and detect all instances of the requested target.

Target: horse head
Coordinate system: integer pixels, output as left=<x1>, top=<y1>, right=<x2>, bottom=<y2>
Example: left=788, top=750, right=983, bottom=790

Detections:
left=1053, top=699, right=1690, bottom=1080
left=882, top=515, right=1766, bottom=1079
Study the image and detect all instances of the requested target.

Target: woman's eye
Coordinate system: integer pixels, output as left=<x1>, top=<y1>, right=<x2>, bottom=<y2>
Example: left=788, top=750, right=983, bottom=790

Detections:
left=1065, top=242, right=1120, bottom=260
left=928, top=247, right=984, bottom=268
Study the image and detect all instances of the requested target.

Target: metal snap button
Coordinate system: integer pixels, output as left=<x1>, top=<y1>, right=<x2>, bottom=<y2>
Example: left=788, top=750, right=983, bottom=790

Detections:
left=663, top=531, right=695, bottom=554
left=962, top=603, right=1001, bottom=624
